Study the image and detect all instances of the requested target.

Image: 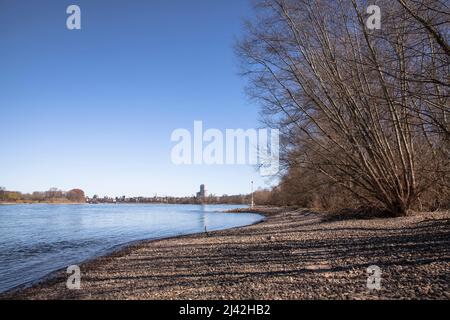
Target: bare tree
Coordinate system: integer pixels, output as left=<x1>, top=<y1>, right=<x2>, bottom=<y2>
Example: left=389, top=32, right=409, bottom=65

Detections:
left=237, top=0, right=449, bottom=215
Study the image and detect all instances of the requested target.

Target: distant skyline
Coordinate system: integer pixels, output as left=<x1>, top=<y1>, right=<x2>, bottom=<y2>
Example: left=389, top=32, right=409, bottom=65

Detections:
left=0, top=0, right=276, bottom=197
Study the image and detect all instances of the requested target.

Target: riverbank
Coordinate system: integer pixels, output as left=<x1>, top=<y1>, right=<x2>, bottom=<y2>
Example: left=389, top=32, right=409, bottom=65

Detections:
left=2, top=207, right=449, bottom=299
left=0, top=202, right=85, bottom=205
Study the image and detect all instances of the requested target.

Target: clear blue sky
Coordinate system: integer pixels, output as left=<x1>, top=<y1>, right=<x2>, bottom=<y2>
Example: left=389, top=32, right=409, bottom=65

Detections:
left=0, top=0, right=275, bottom=197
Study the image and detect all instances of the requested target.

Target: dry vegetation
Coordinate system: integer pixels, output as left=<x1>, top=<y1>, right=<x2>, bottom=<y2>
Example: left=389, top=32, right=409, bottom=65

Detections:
left=0, top=187, right=85, bottom=204
left=4, top=208, right=449, bottom=300
left=237, top=0, right=449, bottom=216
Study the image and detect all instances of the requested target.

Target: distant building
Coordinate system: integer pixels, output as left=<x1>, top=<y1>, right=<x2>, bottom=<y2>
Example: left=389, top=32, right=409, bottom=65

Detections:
left=196, top=184, right=208, bottom=199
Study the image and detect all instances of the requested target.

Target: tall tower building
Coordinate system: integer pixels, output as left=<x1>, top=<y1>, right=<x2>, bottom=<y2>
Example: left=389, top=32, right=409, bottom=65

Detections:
left=197, top=184, right=208, bottom=198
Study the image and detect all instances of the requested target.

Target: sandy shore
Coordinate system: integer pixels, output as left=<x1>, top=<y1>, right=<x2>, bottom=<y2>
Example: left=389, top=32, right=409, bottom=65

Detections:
left=2, top=208, right=449, bottom=300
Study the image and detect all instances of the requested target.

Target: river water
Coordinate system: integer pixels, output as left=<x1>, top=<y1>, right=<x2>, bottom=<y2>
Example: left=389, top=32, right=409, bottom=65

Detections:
left=0, top=204, right=262, bottom=293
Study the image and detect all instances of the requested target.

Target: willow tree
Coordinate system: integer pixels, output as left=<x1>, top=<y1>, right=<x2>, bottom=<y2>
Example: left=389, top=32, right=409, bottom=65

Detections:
left=237, top=0, right=449, bottom=215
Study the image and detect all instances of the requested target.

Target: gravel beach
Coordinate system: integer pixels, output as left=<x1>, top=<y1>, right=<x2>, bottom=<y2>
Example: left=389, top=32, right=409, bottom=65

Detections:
left=2, top=208, right=449, bottom=300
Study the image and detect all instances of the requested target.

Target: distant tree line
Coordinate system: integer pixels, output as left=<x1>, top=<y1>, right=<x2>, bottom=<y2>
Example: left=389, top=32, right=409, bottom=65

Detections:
left=237, top=0, right=449, bottom=216
left=87, top=194, right=255, bottom=205
left=0, top=187, right=86, bottom=203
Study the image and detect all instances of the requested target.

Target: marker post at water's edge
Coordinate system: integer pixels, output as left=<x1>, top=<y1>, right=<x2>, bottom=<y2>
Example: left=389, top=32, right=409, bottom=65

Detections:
left=251, top=181, right=254, bottom=208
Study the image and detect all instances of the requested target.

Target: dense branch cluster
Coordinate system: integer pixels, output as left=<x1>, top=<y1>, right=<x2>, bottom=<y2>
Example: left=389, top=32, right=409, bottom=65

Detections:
left=237, top=0, right=449, bottom=215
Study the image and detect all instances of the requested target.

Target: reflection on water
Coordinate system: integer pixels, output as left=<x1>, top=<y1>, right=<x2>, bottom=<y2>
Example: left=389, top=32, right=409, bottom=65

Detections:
left=0, top=204, right=262, bottom=293
left=199, top=204, right=207, bottom=231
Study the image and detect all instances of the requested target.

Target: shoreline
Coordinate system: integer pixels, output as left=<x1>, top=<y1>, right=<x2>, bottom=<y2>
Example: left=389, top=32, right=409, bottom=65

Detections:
left=0, top=202, right=86, bottom=205
left=0, top=207, right=266, bottom=296
left=0, top=202, right=253, bottom=206
left=0, top=206, right=270, bottom=297
left=1, top=207, right=449, bottom=300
